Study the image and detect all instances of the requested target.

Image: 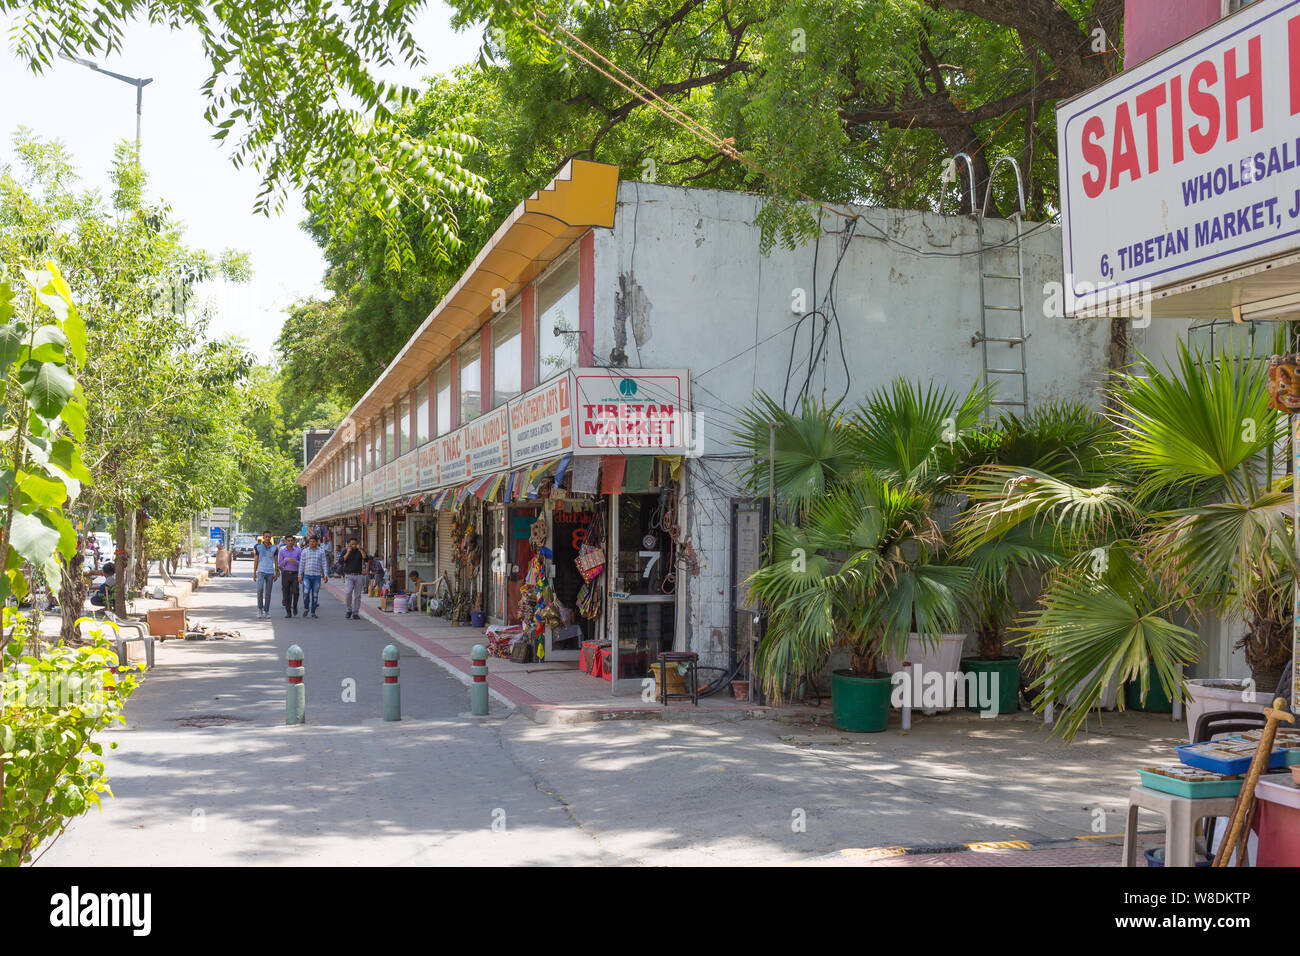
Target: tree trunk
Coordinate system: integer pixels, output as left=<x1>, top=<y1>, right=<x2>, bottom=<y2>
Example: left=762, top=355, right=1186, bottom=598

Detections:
left=132, top=509, right=148, bottom=591
left=58, top=549, right=87, bottom=644
left=113, top=499, right=129, bottom=617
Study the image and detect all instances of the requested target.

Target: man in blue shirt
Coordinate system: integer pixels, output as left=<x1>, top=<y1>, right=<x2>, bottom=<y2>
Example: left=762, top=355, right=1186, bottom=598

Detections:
left=252, top=532, right=278, bottom=619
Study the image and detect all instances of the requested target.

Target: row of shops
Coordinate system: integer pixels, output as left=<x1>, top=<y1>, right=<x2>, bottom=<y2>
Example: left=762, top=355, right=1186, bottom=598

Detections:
left=303, top=366, right=696, bottom=692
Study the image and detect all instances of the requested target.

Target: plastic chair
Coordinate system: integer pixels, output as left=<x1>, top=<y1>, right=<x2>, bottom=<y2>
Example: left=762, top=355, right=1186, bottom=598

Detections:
left=80, top=614, right=154, bottom=670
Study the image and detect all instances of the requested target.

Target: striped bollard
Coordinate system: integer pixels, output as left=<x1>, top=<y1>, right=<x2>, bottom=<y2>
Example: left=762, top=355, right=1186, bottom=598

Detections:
left=382, top=644, right=401, bottom=721
left=286, top=644, right=305, bottom=725
left=470, top=643, right=489, bottom=716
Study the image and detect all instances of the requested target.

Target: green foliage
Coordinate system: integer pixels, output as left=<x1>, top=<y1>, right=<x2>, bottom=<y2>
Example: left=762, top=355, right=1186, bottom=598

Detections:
left=1, top=615, right=136, bottom=866
left=959, top=344, right=1293, bottom=738
left=0, top=131, right=263, bottom=615
left=3, top=0, right=490, bottom=272
left=0, top=264, right=87, bottom=614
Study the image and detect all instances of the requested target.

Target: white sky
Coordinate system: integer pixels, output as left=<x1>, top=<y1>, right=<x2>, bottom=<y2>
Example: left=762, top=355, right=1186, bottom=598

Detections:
left=0, top=6, right=483, bottom=362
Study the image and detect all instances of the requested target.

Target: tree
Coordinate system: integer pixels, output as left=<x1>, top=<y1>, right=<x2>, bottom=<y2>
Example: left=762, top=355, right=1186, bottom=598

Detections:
left=3, top=0, right=490, bottom=271
left=0, top=130, right=262, bottom=623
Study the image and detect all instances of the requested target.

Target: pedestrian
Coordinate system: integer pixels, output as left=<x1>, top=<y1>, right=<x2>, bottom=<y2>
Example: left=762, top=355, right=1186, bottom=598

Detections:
left=340, top=537, right=366, bottom=620
left=299, top=535, right=329, bottom=619
left=278, top=534, right=303, bottom=618
left=252, top=531, right=278, bottom=619
left=367, top=552, right=386, bottom=595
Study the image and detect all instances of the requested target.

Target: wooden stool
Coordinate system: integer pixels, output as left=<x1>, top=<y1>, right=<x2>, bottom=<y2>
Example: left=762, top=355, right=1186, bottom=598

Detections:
left=1122, top=785, right=1238, bottom=867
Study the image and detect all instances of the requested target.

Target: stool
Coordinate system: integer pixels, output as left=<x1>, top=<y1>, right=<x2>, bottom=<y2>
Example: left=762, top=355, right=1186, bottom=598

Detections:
left=1122, top=785, right=1239, bottom=867
left=657, top=651, right=699, bottom=707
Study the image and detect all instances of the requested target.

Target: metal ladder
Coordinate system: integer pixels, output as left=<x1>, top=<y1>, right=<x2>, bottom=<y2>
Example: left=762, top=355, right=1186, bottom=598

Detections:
left=953, top=154, right=1029, bottom=416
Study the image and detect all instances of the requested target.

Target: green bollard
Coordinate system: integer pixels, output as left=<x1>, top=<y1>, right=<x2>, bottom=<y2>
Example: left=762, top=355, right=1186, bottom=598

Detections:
left=470, top=643, right=489, bottom=716
left=382, top=644, right=400, bottom=721
left=286, top=644, right=305, bottom=725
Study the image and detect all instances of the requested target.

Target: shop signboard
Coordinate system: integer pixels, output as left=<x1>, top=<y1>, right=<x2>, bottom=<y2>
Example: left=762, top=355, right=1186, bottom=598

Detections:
left=1058, top=0, right=1300, bottom=317
left=418, top=442, right=439, bottom=488
left=507, top=371, right=574, bottom=466
left=572, top=368, right=692, bottom=455
left=362, top=475, right=373, bottom=506
left=463, top=405, right=511, bottom=480
left=384, top=461, right=399, bottom=500
left=432, top=429, right=466, bottom=486
left=398, top=450, right=419, bottom=494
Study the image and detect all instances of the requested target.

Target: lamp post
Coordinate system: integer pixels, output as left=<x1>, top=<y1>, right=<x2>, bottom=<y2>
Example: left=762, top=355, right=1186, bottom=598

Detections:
left=59, top=53, right=153, bottom=155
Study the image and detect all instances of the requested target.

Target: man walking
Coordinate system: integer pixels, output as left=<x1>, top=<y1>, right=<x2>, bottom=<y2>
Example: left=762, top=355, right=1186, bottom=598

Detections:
left=253, top=532, right=278, bottom=619
left=300, top=535, right=329, bottom=619
left=340, top=537, right=366, bottom=620
left=278, top=534, right=303, bottom=618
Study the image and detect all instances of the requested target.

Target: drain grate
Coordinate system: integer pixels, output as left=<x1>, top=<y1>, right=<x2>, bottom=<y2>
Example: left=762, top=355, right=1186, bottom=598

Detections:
left=170, top=714, right=251, bottom=728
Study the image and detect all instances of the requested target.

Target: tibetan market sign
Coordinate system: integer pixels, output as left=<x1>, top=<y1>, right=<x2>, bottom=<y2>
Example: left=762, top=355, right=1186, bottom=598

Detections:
left=572, top=369, right=692, bottom=455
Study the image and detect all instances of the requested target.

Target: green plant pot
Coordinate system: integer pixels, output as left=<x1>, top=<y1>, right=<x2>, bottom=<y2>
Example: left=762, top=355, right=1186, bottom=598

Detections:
left=830, top=669, right=892, bottom=733
left=1124, top=675, right=1174, bottom=713
left=960, top=657, right=1020, bottom=715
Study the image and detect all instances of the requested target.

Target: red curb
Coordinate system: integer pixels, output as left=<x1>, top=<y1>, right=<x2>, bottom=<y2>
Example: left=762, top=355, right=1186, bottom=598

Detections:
left=322, top=581, right=545, bottom=707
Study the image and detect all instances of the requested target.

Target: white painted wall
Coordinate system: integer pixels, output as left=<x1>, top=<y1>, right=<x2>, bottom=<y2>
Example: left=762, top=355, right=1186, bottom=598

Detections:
left=591, top=182, right=1244, bottom=677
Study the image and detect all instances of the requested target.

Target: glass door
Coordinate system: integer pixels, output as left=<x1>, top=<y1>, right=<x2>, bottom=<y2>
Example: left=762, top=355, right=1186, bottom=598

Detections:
left=483, top=504, right=507, bottom=623
left=609, top=493, right=676, bottom=691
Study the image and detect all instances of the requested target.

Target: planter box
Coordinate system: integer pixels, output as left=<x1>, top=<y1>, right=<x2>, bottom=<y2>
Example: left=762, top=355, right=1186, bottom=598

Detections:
left=146, top=608, right=186, bottom=640
left=1184, top=679, right=1265, bottom=744
left=884, top=633, right=968, bottom=714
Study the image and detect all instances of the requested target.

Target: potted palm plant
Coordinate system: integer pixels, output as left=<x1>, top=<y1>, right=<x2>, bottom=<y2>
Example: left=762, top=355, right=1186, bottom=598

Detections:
left=745, top=471, right=968, bottom=731
left=957, top=343, right=1291, bottom=738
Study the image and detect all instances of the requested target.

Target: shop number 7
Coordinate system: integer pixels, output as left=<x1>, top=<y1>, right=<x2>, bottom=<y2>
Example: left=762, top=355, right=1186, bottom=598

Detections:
left=639, top=551, right=659, bottom=579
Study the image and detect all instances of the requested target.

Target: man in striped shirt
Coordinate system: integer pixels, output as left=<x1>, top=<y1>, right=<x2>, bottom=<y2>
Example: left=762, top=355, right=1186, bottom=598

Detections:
left=299, top=535, right=329, bottom=619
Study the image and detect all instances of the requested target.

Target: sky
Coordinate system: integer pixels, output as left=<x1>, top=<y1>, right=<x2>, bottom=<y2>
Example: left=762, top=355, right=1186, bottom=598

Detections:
left=0, top=5, right=483, bottom=362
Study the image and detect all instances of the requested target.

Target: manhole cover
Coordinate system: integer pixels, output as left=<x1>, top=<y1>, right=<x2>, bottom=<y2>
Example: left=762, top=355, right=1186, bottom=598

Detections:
left=170, top=714, right=251, bottom=727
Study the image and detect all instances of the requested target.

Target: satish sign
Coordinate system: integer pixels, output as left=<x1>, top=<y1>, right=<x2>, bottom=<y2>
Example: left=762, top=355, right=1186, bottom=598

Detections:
left=1058, top=0, right=1300, bottom=316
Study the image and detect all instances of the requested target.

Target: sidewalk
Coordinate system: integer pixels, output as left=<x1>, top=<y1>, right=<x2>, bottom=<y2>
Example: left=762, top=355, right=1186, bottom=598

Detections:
left=324, top=579, right=770, bottom=723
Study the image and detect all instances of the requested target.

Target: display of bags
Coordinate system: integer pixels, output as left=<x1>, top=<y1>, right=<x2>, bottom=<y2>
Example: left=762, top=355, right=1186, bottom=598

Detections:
left=576, top=512, right=605, bottom=582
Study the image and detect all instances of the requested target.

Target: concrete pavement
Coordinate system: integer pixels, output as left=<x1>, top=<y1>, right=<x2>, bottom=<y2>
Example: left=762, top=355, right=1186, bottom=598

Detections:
left=41, top=568, right=619, bottom=866
left=40, top=564, right=1179, bottom=866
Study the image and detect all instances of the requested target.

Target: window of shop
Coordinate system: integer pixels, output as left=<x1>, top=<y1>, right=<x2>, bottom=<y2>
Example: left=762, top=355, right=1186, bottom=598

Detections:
left=435, top=362, right=452, bottom=436
left=384, top=408, right=396, bottom=463
left=397, top=393, right=411, bottom=457
left=458, top=339, right=481, bottom=424
left=368, top=425, right=380, bottom=473
left=415, top=380, right=430, bottom=445
left=492, top=304, right=522, bottom=408
left=536, top=254, right=580, bottom=380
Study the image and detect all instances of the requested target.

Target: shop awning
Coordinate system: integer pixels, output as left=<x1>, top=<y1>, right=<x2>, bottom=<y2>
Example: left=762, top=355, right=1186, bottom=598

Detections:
left=300, top=160, right=619, bottom=486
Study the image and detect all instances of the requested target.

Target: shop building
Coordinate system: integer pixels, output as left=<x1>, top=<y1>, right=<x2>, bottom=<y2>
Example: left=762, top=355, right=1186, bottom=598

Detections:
left=300, top=157, right=1179, bottom=694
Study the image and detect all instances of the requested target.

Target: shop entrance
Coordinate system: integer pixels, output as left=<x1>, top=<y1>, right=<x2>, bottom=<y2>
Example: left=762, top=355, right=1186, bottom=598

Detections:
left=505, top=505, right=540, bottom=625
left=551, top=503, right=595, bottom=653
left=609, top=492, right=676, bottom=688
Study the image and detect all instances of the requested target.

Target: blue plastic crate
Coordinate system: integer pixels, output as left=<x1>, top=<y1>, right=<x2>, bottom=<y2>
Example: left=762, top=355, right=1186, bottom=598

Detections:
left=1177, top=739, right=1286, bottom=776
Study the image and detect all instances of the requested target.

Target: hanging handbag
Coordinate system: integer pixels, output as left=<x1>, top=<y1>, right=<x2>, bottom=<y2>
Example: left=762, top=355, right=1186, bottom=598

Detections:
left=577, top=578, right=601, bottom=619
left=576, top=514, right=606, bottom=582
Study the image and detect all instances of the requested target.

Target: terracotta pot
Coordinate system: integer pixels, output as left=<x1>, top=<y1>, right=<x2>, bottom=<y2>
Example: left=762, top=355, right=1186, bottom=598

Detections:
left=730, top=680, right=750, bottom=702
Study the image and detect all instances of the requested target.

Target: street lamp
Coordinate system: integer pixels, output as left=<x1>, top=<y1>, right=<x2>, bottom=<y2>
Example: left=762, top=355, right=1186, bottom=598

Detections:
left=59, top=52, right=153, bottom=155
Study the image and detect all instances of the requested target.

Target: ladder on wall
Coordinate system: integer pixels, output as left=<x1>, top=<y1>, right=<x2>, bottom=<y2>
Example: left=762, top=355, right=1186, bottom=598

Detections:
left=954, top=154, right=1029, bottom=416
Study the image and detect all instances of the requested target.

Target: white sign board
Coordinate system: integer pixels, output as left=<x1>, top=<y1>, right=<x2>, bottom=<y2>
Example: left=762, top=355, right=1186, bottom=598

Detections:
left=1057, top=0, right=1300, bottom=316
left=572, top=369, right=692, bottom=455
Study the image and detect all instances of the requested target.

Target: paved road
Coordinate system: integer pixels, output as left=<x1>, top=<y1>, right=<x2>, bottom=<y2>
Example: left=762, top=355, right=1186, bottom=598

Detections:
left=41, top=570, right=617, bottom=866
left=41, top=566, right=1186, bottom=867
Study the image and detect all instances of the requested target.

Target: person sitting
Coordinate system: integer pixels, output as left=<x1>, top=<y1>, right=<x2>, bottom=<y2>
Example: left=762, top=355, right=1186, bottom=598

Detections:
left=90, top=562, right=116, bottom=607
left=407, top=570, right=425, bottom=611
left=214, top=544, right=231, bottom=577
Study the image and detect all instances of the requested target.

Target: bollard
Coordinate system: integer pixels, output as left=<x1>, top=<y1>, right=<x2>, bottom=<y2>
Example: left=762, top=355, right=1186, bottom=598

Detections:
left=470, top=643, right=489, bottom=716
left=286, top=644, right=305, bottom=725
left=382, top=644, right=401, bottom=721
